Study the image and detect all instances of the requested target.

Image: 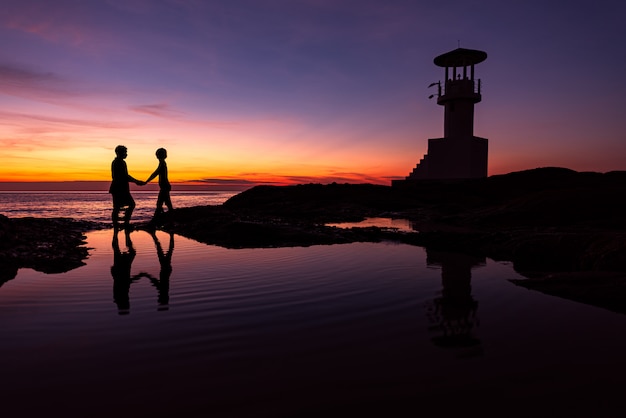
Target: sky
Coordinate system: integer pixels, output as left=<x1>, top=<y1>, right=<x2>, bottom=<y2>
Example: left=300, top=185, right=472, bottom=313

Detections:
left=1, top=0, right=625, bottom=187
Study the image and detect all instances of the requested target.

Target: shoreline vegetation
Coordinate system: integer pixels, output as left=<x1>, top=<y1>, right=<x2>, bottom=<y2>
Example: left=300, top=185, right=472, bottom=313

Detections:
left=1, top=166, right=625, bottom=314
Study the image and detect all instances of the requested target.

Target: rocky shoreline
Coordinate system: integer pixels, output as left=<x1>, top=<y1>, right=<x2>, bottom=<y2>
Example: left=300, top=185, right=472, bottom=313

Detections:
left=2, top=167, right=625, bottom=314
left=0, top=215, right=103, bottom=284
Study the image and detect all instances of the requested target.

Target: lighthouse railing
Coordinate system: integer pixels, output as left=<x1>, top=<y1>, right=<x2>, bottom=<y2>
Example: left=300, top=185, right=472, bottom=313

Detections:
left=442, top=78, right=482, bottom=96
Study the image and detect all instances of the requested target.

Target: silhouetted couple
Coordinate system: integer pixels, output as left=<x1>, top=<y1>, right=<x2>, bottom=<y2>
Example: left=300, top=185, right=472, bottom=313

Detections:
left=109, top=145, right=173, bottom=229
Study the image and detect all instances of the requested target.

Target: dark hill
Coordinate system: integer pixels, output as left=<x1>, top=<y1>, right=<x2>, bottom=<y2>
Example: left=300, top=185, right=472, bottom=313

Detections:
left=224, top=167, right=626, bottom=229
left=223, top=183, right=414, bottom=221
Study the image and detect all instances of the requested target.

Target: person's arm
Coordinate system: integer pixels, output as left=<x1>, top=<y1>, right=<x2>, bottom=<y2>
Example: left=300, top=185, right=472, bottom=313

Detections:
left=129, top=175, right=144, bottom=185
left=121, top=160, right=143, bottom=185
left=145, top=162, right=162, bottom=184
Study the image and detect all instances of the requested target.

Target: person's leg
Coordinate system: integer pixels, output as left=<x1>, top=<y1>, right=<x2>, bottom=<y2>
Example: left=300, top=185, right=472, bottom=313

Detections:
left=112, top=206, right=120, bottom=227
left=153, top=192, right=164, bottom=219
left=123, top=199, right=135, bottom=228
left=112, top=196, right=122, bottom=228
left=164, top=191, right=173, bottom=211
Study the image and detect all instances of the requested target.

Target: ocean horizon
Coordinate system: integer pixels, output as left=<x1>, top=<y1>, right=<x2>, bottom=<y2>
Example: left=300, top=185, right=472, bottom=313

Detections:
left=0, top=180, right=254, bottom=192
left=0, top=189, right=240, bottom=223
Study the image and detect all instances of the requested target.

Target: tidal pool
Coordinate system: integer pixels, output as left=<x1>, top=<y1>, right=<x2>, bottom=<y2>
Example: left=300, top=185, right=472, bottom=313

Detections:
left=326, top=217, right=416, bottom=232
left=1, top=229, right=625, bottom=417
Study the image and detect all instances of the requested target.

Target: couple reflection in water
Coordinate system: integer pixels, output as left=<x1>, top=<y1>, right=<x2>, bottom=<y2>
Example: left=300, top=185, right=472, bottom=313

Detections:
left=111, top=228, right=174, bottom=315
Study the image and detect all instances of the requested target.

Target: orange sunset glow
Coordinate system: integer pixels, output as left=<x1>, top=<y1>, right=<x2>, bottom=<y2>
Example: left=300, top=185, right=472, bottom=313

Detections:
left=1, top=1, right=625, bottom=189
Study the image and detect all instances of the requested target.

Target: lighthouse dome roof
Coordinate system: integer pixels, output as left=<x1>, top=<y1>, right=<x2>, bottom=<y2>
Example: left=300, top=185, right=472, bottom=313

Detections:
left=434, top=48, right=487, bottom=67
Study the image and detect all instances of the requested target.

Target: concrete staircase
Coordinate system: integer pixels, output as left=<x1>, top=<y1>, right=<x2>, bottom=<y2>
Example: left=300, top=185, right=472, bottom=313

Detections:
left=407, top=154, right=429, bottom=179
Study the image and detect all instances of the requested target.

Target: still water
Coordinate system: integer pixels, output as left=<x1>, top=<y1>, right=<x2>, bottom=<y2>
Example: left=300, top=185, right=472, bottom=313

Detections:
left=1, top=230, right=625, bottom=417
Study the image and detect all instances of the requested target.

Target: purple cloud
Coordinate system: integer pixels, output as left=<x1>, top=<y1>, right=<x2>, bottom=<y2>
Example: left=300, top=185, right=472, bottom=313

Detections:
left=130, top=103, right=185, bottom=119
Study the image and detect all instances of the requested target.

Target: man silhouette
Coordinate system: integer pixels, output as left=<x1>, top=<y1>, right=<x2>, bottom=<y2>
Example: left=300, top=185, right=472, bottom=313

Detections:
left=109, top=145, right=144, bottom=229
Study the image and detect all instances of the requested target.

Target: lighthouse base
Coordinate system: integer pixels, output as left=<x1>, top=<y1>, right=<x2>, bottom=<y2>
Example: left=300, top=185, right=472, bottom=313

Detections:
left=405, top=136, right=488, bottom=180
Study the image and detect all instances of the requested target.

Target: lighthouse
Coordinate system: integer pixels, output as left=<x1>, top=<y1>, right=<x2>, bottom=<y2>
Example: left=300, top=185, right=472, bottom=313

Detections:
left=406, top=47, right=488, bottom=180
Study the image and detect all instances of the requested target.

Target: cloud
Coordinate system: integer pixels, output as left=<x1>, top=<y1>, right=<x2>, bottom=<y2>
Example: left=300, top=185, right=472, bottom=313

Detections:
left=0, top=110, right=137, bottom=152
left=0, top=63, right=104, bottom=103
left=193, top=178, right=261, bottom=185
left=129, top=103, right=251, bottom=130
left=206, top=171, right=390, bottom=186
left=130, top=103, right=185, bottom=119
left=0, top=64, right=60, bottom=83
left=0, top=110, right=135, bottom=131
left=180, top=177, right=264, bottom=191
left=0, top=64, right=65, bottom=95
left=278, top=174, right=387, bottom=185
left=1, top=1, right=113, bottom=48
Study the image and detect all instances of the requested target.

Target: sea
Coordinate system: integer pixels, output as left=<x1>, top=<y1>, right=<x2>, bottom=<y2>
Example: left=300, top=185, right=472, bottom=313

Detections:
left=0, top=190, right=239, bottom=223
left=1, top=191, right=626, bottom=416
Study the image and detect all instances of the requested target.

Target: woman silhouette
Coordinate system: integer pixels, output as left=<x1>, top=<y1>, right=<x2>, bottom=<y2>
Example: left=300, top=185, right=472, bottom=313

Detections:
left=144, top=148, right=173, bottom=226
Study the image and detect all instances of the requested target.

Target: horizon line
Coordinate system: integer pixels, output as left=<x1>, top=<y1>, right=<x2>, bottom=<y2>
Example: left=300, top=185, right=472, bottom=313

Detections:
left=0, top=181, right=254, bottom=192
left=0, top=179, right=392, bottom=191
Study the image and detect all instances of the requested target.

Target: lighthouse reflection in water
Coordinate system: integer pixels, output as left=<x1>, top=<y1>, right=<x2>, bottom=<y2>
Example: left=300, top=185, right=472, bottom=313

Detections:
left=425, top=250, right=484, bottom=355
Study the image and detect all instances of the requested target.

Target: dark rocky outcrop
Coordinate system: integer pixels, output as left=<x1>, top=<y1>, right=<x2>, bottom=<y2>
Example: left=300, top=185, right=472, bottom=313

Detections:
left=0, top=215, right=103, bottom=285
left=510, top=272, right=626, bottom=315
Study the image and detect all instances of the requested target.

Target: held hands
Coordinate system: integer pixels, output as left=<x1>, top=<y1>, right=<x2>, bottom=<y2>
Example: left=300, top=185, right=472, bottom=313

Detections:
left=136, top=180, right=147, bottom=186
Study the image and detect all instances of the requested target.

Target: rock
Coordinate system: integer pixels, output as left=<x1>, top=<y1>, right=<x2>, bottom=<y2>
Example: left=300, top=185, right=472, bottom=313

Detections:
left=0, top=217, right=103, bottom=286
